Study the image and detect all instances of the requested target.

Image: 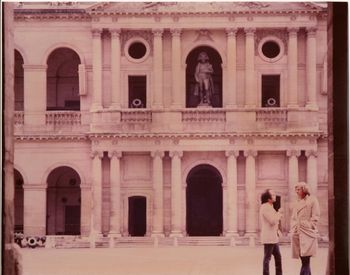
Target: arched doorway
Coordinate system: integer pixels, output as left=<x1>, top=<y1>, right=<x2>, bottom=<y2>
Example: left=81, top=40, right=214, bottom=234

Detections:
left=14, top=50, right=24, bottom=111
left=14, top=169, right=24, bottom=232
left=46, top=47, right=81, bottom=111
left=128, top=196, right=146, bottom=236
left=46, top=166, right=81, bottom=235
left=186, top=46, right=223, bottom=108
left=186, top=164, right=223, bottom=236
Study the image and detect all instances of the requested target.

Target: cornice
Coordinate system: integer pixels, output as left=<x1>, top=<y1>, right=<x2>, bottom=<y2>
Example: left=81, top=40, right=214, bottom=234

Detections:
left=14, top=134, right=88, bottom=141
left=14, top=13, right=91, bottom=22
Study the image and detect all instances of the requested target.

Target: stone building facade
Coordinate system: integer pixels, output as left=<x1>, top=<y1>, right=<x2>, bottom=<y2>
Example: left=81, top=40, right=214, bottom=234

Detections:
left=13, top=2, right=328, bottom=246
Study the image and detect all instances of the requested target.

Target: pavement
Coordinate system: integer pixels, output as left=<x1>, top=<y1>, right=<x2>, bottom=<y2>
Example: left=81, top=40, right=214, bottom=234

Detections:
left=20, top=245, right=328, bottom=275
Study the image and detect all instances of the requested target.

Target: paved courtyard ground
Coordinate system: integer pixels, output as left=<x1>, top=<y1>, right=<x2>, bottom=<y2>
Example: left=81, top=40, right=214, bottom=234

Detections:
left=20, top=245, right=328, bottom=275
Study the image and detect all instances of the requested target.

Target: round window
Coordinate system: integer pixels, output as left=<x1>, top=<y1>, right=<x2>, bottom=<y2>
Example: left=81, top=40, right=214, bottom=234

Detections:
left=262, top=41, right=280, bottom=59
left=128, top=42, right=147, bottom=59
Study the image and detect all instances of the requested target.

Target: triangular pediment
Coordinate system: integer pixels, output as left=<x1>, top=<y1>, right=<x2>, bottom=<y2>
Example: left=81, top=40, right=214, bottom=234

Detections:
left=86, top=2, right=325, bottom=15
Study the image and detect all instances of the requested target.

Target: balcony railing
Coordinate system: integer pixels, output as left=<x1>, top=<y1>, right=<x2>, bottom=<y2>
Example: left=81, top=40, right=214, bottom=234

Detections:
left=46, top=111, right=81, bottom=125
left=14, top=111, right=24, bottom=125
left=121, top=110, right=152, bottom=123
left=256, top=108, right=288, bottom=123
left=182, top=109, right=226, bottom=122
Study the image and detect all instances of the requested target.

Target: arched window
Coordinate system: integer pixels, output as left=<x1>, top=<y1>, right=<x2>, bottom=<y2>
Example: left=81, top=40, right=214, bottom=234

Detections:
left=47, top=48, right=81, bottom=111
left=186, top=46, right=223, bottom=108
left=14, top=50, right=24, bottom=111
left=14, top=169, right=24, bottom=232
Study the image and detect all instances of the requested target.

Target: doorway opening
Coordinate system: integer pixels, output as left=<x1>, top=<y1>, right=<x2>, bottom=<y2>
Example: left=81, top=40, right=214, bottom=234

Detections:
left=128, top=196, right=146, bottom=236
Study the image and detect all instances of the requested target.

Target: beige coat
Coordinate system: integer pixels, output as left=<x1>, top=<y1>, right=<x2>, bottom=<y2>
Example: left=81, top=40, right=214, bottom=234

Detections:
left=259, top=202, right=282, bottom=244
left=290, top=195, right=320, bottom=258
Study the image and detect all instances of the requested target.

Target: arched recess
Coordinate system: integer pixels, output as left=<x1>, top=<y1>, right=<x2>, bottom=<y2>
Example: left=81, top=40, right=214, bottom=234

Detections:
left=46, top=166, right=81, bottom=235
left=14, top=169, right=24, bottom=232
left=185, top=46, right=223, bottom=108
left=46, top=47, right=81, bottom=111
left=14, top=50, right=24, bottom=111
left=186, top=164, right=223, bottom=236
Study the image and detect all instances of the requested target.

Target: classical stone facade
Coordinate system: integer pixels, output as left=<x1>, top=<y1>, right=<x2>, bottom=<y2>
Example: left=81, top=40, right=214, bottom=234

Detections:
left=13, top=2, right=328, bottom=247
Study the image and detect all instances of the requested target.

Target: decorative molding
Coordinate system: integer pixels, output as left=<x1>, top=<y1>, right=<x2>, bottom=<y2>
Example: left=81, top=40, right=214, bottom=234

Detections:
left=305, top=150, right=317, bottom=158
left=225, top=150, right=239, bottom=158
left=244, top=27, right=256, bottom=36
left=108, top=151, right=122, bottom=159
left=306, top=26, right=317, bottom=37
left=110, top=28, right=121, bottom=38
left=247, top=138, right=254, bottom=145
left=286, top=150, right=301, bottom=157
left=194, top=29, right=213, bottom=42
left=244, top=150, right=257, bottom=158
left=91, top=28, right=102, bottom=38
left=287, top=27, right=299, bottom=35
left=90, top=150, right=103, bottom=159
left=121, top=30, right=153, bottom=56
left=151, top=150, right=165, bottom=158
left=152, top=28, right=164, bottom=37
left=225, top=28, right=238, bottom=37
left=170, top=28, right=182, bottom=37
left=15, top=135, right=88, bottom=141
left=23, top=64, right=47, bottom=71
left=255, top=29, right=288, bottom=56
left=169, top=151, right=183, bottom=158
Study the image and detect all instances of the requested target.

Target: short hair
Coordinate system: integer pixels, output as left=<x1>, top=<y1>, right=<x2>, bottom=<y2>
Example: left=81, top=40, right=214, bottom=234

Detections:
left=294, top=182, right=311, bottom=195
left=261, top=189, right=272, bottom=204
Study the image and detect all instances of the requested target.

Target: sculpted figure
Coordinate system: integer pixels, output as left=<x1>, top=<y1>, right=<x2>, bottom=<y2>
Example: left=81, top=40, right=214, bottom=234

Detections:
left=194, top=51, right=214, bottom=106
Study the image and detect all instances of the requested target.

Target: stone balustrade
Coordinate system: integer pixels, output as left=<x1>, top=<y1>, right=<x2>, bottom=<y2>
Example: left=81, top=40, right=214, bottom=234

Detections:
left=121, top=110, right=152, bottom=123
left=45, top=111, right=81, bottom=126
left=14, top=111, right=24, bottom=125
left=182, top=109, right=226, bottom=122
left=256, top=108, right=288, bottom=123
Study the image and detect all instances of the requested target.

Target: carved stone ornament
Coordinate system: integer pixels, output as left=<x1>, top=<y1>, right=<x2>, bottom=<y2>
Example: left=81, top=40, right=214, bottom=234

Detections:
left=121, top=30, right=153, bottom=56
left=194, top=29, right=214, bottom=42
left=286, top=150, right=301, bottom=157
left=255, top=29, right=288, bottom=56
left=151, top=150, right=165, bottom=158
left=225, top=150, right=239, bottom=158
left=108, top=151, right=122, bottom=159
left=169, top=151, right=183, bottom=158
left=90, top=151, right=103, bottom=159
left=244, top=150, right=257, bottom=157
left=237, top=2, right=270, bottom=9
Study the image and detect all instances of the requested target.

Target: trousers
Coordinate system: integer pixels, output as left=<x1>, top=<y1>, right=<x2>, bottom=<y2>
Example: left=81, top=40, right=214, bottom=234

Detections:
left=263, top=243, right=282, bottom=275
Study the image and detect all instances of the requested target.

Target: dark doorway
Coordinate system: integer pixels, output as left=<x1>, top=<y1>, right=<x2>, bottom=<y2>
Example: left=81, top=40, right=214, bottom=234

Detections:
left=128, top=196, right=146, bottom=236
left=65, top=205, right=81, bottom=235
left=261, top=75, right=280, bottom=107
left=14, top=169, right=24, bottom=232
left=186, top=165, right=223, bottom=236
left=129, top=76, right=147, bottom=108
left=186, top=46, right=223, bottom=108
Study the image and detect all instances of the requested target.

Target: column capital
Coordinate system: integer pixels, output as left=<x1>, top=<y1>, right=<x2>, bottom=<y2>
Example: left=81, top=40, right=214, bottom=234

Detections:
left=169, top=151, right=183, bottom=158
left=151, top=150, right=165, bottom=158
left=226, top=28, right=238, bottom=37
left=287, top=27, right=299, bottom=36
left=225, top=150, right=239, bottom=158
left=108, top=151, right=122, bottom=159
left=152, top=28, right=164, bottom=37
left=243, top=150, right=257, bottom=157
left=91, top=28, right=102, bottom=38
left=305, top=150, right=317, bottom=158
left=244, top=27, right=256, bottom=36
left=306, top=27, right=317, bottom=36
left=110, top=28, right=121, bottom=38
left=286, top=150, right=301, bottom=157
left=90, top=150, right=103, bottom=159
left=170, top=28, right=182, bottom=37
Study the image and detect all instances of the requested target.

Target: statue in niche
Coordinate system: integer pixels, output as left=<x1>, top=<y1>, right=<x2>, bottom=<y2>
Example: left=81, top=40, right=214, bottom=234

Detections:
left=194, top=51, right=214, bottom=107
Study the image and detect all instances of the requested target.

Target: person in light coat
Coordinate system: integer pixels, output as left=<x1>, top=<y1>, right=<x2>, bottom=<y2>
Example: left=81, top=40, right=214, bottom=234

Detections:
left=259, top=189, right=283, bottom=275
left=290, top=182, right=320, bottom=275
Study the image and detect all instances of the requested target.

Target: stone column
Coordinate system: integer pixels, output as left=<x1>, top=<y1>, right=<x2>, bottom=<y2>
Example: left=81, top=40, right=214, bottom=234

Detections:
left=287, top=150, right=301, bottom=231
left=306, top=150, right=318, bottom=195
left=171, top=28, right=182, bottom=108
left=91, top=150, right=103, bottom=236
left=169, top=151, right=183, bottom=236
left=23, top=65, right=47, bottom=125
left=152, top=29, right=164, bottom=109
left=80, top=185, right=92, bottom=237
left=244, top=150, right=257, bottom=238
left=306, top=27, right=318, bottom=109
left=226, top=28, right=238, bottom=108
left=23, top=184, right=47, bottom=236
left=91, top=28, right=103, bottom=110
left=287, top=28, right=299, bottom=107
left=110, top=29, right=121, bottom=109
left=151, top=150, right=165, bottom=236
left=108, top=151, right=122, bottom=236
left=225, top=150, right=239, bottom=236
left=244, top=28, right=256, bottom=108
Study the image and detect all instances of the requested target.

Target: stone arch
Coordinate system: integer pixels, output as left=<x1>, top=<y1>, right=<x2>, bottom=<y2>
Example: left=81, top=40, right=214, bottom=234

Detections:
left=42, top=162, right=86, bottom=187
left=185, top=45, right=223, bottom=107
left=42, top=43, right=85, bottom=65
left=46, top=47, right=82, bottom=111
left=14, top=45, right=28, bottom=64
left=46, top=165, right=82, bottom=235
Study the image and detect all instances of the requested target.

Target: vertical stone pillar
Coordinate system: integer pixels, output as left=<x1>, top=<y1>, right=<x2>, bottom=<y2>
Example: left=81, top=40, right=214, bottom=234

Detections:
left=23, top=65, right=47, bottom=125
left=226, top=28, right=238, bottom=108
left=287, top=150, right=301, bottom=231
left=108, top=151, right=122, bottom=236
left=287, top=28, right=299, bottom=107
left=306, top=150, right=318, bottom=195
left=152, top=29, right=164, bottom=109
left=169, top=151, right=183, bottom=236
left=110, top=29, right=121, bottom=109
left=91, top=150, right=103, bottom=236
left=225, top=150, right=239, bottom=236
left=171, top=28, right=182, bottom=108
left=23, top=185, right=47, bottom=236
left=80, top=185, right=92, bottom=237
left=91, top=28, right=103, bottom=110
left=244, top=150, right=257, bottom=237
left=306, top=27, right=318, bottom=109
left=244, top=28, right=256, bottom=108
left=151, top=150, right=165, bottom=236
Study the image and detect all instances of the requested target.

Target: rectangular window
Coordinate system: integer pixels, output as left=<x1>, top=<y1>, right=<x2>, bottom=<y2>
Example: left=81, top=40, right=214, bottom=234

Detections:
left=261, top=75, right=280, bottom=107
left=128, top=76, right=146, bottom=108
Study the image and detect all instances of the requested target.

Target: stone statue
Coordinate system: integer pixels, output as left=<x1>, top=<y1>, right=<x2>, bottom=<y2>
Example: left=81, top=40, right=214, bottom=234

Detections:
left=194, top=51, right=214, bottom=106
